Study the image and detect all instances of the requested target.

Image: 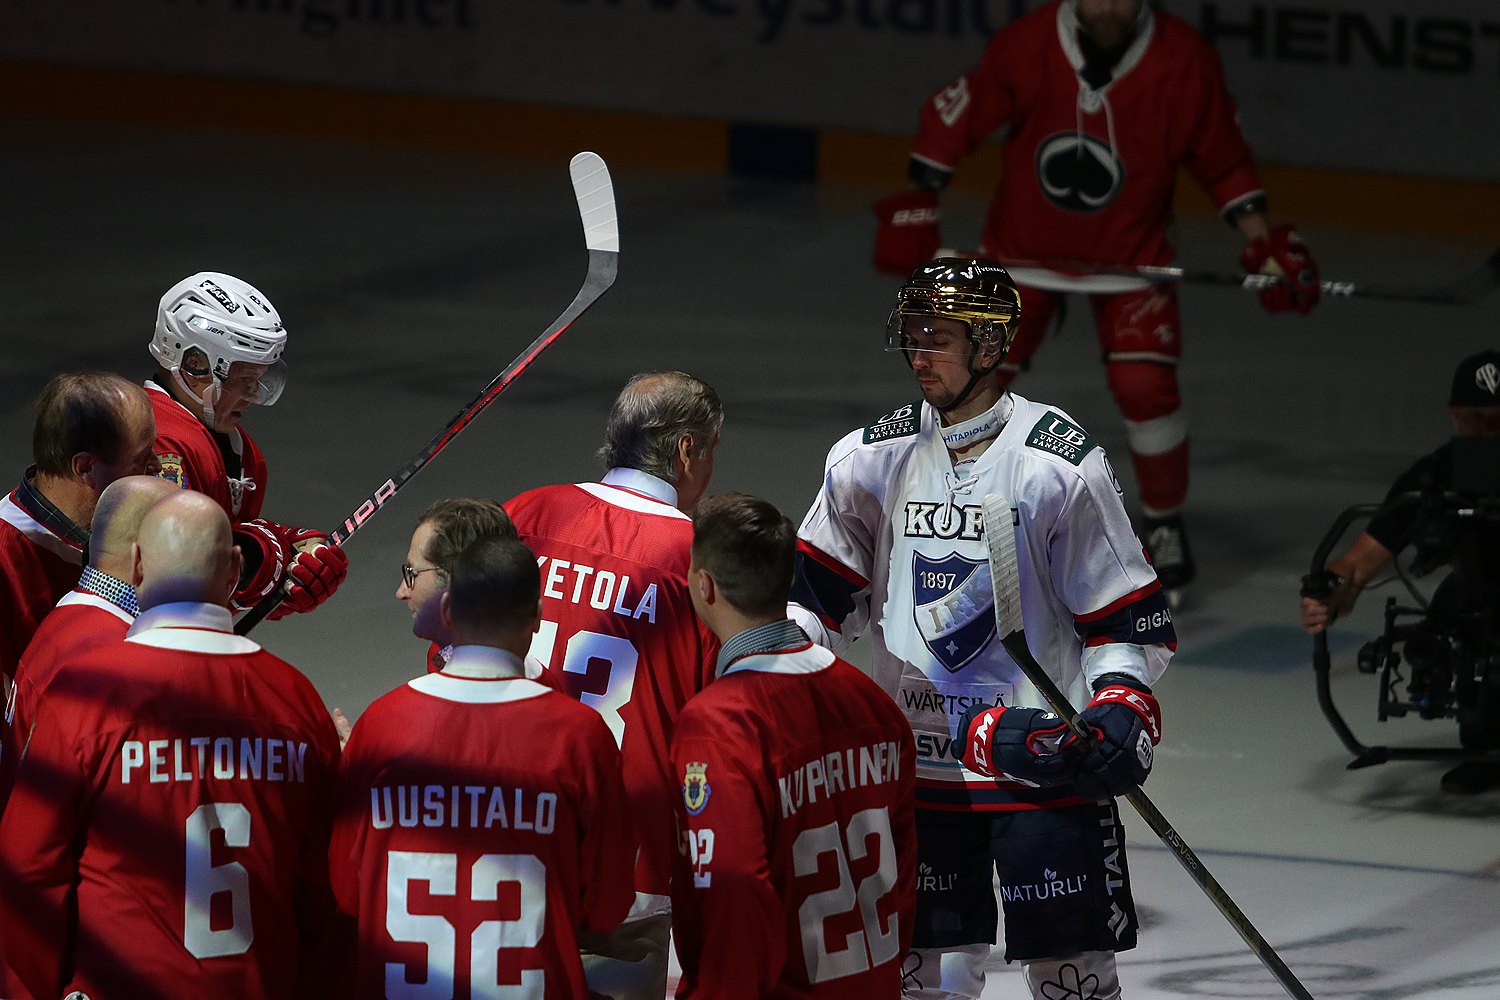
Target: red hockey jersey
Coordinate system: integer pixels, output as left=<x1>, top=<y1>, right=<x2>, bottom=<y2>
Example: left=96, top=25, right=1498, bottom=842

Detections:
left=2, top=587, right=132, bottom=807
left=913, top=0, right=1263, bottom=266
left=671, top=633, right=917, bottom=999
left=0, top=603, right=340, bottom=1000
left=0, top=480, right=85, bottom=678
left=505, top=468, right=719, bottom=900
left=328, top=645, right=634, bottom=999
left=146, top=381, right=267, bottom=522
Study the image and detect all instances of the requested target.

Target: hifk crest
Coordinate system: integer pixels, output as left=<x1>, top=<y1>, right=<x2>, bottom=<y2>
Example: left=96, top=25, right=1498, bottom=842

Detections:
left=682, top=761, right=711, bottom=815
left=912, top=551, right=996, bottom=672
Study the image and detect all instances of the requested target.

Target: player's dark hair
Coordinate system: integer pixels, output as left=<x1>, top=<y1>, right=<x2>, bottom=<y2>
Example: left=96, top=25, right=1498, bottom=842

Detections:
left=691, top=492, right=795, bottom=618
left=447, top=535, right=541, bottom=633
left=32, top=371, right=146, bottom=477
left=597, top=371, right=723, bottom=484
left=418, top=497, right=517, bottom=578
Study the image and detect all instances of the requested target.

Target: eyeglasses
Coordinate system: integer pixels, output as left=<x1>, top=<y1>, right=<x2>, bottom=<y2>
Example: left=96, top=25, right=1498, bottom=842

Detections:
left=400, top=562, right=442, bottom=589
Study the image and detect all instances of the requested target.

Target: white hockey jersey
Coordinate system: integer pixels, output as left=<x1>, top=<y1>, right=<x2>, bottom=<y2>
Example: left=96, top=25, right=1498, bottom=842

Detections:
left=789, top=392, right=1175, bottom=810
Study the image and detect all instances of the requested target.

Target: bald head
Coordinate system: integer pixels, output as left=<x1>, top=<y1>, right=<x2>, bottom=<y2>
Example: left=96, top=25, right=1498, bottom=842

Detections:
left=90, top=477, right=179, bottom=573
left=133, top=492, right=242, bottom=610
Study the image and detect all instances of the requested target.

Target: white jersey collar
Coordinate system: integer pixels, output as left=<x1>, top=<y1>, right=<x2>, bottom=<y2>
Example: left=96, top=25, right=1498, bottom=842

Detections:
left=1056, top=0, right=1155, bottom=89
left=601, top=467, right=679, bottom=508
left=127, top=601, right=260, bottom=654
left=444, top=644, right=527, bottom=679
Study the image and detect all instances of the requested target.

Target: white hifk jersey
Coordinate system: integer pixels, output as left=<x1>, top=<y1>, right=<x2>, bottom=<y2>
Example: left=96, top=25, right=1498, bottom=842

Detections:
left=790, top=392, right=1175, bottom=808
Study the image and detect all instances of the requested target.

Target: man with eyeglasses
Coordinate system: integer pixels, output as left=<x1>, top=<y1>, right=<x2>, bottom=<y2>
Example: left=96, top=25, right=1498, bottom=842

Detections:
left=332, top=533, right=634, bottom=998
left=146, top=272, right=347, bottom=622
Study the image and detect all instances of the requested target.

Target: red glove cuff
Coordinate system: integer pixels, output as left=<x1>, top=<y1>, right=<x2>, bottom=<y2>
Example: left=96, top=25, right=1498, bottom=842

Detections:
left=962, top=706, right=1007, bottom=776
left=872, top=189, right=941, bottom=278
left=231, top=518, right=289, bottom=612
left=1089, top=685, right=1162, bottom=745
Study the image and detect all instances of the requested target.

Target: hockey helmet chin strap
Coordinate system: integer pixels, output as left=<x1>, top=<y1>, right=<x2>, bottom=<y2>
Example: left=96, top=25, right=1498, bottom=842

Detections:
left=169, top=366, right=221, bottom=428
left=937, top=341, right=1006, bottom=417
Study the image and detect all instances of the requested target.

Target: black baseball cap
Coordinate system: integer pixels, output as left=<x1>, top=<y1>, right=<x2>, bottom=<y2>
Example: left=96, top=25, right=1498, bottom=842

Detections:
left=1449, top=350, right=1500, bottom=407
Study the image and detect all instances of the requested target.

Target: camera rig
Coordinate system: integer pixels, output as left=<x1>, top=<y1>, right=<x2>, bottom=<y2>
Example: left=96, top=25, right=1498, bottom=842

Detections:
left=1307, top=438, right=1500, bottom=770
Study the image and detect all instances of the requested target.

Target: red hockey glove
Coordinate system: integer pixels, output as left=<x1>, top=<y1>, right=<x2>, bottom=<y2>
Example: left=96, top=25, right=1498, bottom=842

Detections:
left=268, top=528, right=349, bottom=620
left=1070, top=677, right=1162, bottom=800
left=872, top=189, right=941, bottom=278
left=958, top=703, right=1079, bottom=787
left=231, top=518, right=289, bottom=614
left=1239, top=224, right=1320, bottom=314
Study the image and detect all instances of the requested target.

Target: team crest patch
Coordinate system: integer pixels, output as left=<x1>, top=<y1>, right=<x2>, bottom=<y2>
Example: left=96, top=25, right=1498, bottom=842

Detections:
left=912, top=551, right=996, bottom=673
left=156, top=453, right=189, bottom=490
left=682, top=761, right=711, bottom=815
left=863, top=401, right=921, bottom=445
left=1026, top=412, right=1096, bottom=466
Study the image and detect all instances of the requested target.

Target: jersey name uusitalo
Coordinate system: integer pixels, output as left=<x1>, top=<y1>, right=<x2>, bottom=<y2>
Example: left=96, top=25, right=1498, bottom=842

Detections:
left=791, top=393, right=1175, bottom=809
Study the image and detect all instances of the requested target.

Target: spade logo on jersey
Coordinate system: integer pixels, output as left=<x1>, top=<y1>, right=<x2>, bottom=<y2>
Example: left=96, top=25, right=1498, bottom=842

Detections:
left=1036, top=131, right=1123, bottom=213
left=682, top=761, right=711, bottom=815
left=912, top=551, right=996, bottom=673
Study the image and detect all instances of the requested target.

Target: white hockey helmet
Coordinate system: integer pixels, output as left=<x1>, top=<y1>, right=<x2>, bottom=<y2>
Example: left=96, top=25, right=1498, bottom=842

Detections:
left=151, top=272, right=288, bottom=407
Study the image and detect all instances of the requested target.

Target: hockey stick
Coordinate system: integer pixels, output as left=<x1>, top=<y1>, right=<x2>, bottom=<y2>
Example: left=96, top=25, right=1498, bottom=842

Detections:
left=235, top=151, right=619, bottom=635
left=979, top=493, right=1318, bottom=1000
left=990, top=248, right=1500, bottom=305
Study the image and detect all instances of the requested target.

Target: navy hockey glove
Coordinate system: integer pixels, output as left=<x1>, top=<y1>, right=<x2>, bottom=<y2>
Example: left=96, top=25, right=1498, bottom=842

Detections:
left=1240, top=224, right=1320, bottom=314
left=1070, top=676, right=1163, bottom=800
left=958, top=703, right=1079, bottom=787
left=872, top=189, right=941, bottom=278
left=269, top=527, right=349, bottom=620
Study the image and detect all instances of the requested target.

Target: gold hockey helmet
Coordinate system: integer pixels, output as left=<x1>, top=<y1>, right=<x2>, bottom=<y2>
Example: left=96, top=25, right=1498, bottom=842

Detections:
left=885, top=257, right=1022, bottom=362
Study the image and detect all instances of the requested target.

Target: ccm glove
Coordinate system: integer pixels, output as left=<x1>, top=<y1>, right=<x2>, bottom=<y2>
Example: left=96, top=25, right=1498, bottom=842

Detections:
left=872, top=189, right=941, bottom=278
left=1239, top=224, right=1320, bottom=314
left=958, top=703, right=1079, bottom=788
left=230, top=518, right=290, bottom=614
left=1070, top=675, right=1163, bottom=800
left=269, top=527, right=349, bottom=620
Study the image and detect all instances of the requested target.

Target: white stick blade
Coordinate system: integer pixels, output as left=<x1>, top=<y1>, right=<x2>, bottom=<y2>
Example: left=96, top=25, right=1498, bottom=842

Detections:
left=569, top=151, right=619, bottom=254
left=982, top=494, right=1023, bottom=637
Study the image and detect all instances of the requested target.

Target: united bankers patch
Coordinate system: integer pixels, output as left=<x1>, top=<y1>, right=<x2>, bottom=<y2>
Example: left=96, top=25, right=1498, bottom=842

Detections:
left=913, top=551, right=996, bottom=672
left=156, top=453, right=189, bottom=490
left=682, top=761, right=711, bottom=815
left=863, top=401, right=920, bottom=445
left=1026, top=412, right=1096, bottom=466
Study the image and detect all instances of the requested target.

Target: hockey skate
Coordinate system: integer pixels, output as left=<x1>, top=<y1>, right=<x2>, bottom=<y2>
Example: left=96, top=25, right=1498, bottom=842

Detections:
left=1143, top=513, right=1195, bottom=607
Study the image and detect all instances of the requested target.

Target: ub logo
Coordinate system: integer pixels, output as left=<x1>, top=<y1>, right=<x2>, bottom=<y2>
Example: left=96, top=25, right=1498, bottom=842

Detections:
left=682, top=761, right=711, bottom=815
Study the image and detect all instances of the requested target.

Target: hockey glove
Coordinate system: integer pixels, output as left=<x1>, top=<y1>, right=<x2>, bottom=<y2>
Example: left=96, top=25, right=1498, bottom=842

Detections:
left=269, top=527, right=349, bottom=620
left=1239, top=224, right=1320, bottom=314
left=231, top=518, right=290, bottom=614
left=1070, top=676, right=1163, bottom=800
left=958, top=703, right=1079, bottom=787
left=872, top=189, right=941, bottom=278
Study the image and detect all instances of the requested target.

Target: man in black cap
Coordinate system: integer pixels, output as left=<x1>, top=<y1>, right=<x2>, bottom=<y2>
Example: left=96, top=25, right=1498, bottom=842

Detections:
left=1300, top=349, right=1500, bottom=792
